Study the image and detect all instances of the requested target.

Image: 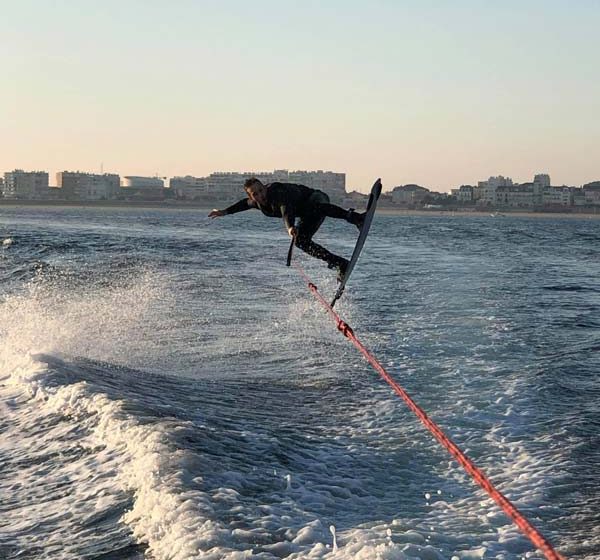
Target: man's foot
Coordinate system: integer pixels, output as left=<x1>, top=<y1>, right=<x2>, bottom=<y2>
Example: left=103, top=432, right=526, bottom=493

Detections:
left=347, top=209, right=366, bottom=231
left=336, top=259, right=349, bottom=283
left=328, top=258, right=349, bottom=282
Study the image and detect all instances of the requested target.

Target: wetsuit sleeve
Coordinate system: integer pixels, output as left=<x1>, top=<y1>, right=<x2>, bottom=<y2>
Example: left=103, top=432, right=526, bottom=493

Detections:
left=280, top=204, right=296, bottom=231
left=223, top=198, right=257, bottom=215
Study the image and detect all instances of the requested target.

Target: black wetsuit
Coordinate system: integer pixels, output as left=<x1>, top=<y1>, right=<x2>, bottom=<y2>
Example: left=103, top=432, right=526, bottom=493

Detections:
left=223, top=182, right=350, bottom=269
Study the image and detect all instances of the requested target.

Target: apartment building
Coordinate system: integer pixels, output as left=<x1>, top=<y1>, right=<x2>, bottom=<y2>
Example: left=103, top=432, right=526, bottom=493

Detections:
left=2, top=170, right=49, bottom=199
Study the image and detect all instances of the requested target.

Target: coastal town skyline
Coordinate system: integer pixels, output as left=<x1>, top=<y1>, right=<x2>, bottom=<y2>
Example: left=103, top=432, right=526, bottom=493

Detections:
left=2, top=162, right=600, bottom=196
left=2, top=167, right=599, bottom=210
left=1, top=164, right=598, bottom=195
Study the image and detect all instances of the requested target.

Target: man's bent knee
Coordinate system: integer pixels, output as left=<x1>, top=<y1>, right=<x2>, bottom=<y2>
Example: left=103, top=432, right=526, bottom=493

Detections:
left=295, top=235, right=310, bottom=249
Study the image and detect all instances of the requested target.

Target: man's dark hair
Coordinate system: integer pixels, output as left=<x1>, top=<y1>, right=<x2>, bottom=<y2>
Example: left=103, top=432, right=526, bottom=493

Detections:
left=244, top=177, right=263, bottom=190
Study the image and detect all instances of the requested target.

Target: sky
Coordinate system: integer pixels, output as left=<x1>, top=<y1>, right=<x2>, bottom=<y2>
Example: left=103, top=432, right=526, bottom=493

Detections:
left=1, top=0, right=599, bottom=192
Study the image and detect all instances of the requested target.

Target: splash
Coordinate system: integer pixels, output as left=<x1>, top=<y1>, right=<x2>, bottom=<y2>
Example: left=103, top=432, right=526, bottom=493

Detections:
left=0, top=266, right=171, bottom=373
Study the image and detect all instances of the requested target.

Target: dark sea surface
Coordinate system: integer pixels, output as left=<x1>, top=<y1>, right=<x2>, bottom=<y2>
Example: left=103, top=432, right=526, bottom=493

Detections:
left=0, top=206, right=598, bottom=560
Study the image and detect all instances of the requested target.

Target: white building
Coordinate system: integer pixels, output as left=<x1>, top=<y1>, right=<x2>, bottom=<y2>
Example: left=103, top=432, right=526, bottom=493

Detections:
left=169, top=175, right=209, bottom=199
left=572, top=188, right=587, bottom=207
left=391, top=184, right=430, bottom=205
left=2, top=170, right=49, bottom=199
left=534, top=174, right=551, bottom=188
left=287, top=170, right=346, bottom=202
left=542, top=187, right=571, bottom=206
left=171, top=178, right=205, bottom=199
left=531, top=174, right=551, bottom=205
left=583, top=183, right=600, bottom=205
left=477, top=174, right=568, bottom=207
left=472, top=185, right=484, bottom=201
left=496, top=184, right=534, bottom=207
left=170, top=172, right=265, bottom=201
left=122, top=176, right=164, bottom=188
left=120, top=176, right=165, bottom=200
left=170, top=169, right=346, bottom=202
left=341, top=190, right=369, bottom=208
left=56, top=171, right=120, bottom=200
left=450, top=185, right=474, bottom=203
left=477, top=175, right=513, bottom=205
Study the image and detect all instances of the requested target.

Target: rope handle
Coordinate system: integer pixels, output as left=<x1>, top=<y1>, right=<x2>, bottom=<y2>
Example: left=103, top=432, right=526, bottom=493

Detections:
left=286, top=233, right=295, bottom=267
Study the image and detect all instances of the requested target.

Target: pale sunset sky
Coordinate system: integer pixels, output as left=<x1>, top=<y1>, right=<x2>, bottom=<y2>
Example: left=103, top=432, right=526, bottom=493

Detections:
left=1, top=0, right=599, bottom=192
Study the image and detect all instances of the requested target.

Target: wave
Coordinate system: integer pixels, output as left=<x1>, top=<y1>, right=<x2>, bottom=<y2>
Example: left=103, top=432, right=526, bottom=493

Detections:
left=1, top=352, right=247, bottom=559
left=3, top=350, right=510, bottom=560
left=0, top=266, right=264, bottom=558
left=0, top=258, right=565, bottom=559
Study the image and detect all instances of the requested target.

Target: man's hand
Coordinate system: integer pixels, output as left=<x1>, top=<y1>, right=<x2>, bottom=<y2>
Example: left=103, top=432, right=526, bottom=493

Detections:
left=208, top=209, right=225, bottom=218
left=287, top=226, right=297, bottom=238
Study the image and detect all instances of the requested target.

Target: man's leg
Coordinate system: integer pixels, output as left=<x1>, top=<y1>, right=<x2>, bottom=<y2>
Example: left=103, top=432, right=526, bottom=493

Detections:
left=295, top=212, right=349, bottom=279
left=308, top=190, right=365, bottom=228
left=314, top=202, right=365, bottom=229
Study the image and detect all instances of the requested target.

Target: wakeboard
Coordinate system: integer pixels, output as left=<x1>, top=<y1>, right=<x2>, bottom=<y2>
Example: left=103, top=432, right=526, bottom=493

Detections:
left=331, top=178, right=382, bottom=308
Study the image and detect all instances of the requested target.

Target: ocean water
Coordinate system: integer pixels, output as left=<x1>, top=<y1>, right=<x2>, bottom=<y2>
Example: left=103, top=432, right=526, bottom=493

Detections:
left=0, top=206, right=598, bottom=560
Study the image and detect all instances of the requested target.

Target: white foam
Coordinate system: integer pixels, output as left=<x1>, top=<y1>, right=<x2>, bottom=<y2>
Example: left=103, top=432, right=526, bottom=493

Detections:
left=0, top=253, right=560, bottom=559
left=1, top=353, right=488, bottom=560
left=2, top=355, right=244, bottom=558
left=0, top=271, right=243, bottom=559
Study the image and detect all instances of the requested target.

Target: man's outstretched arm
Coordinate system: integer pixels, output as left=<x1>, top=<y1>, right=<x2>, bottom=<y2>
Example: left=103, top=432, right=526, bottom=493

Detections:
left=208, top=198, right=256, bottom=218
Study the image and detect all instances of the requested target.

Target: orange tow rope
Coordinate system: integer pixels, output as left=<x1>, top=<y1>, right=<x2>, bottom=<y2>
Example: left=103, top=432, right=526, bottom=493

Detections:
left=294, top=263, right=565, bottom=560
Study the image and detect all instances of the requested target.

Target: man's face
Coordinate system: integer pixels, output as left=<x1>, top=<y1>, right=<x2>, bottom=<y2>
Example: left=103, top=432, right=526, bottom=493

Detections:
left=245, top=184, right=267, bottom=205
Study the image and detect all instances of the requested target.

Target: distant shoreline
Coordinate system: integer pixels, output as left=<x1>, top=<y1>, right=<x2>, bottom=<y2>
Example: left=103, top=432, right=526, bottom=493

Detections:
left=1, top=199, right=599, bottom=219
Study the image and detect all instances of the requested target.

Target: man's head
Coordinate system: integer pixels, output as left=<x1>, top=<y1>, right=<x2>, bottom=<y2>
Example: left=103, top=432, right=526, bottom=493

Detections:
left=244, top=177, right=267, bottom=205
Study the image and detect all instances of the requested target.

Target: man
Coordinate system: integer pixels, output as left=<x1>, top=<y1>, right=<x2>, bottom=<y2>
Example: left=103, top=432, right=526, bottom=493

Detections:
left=208, top=177, right=365, bottom=281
